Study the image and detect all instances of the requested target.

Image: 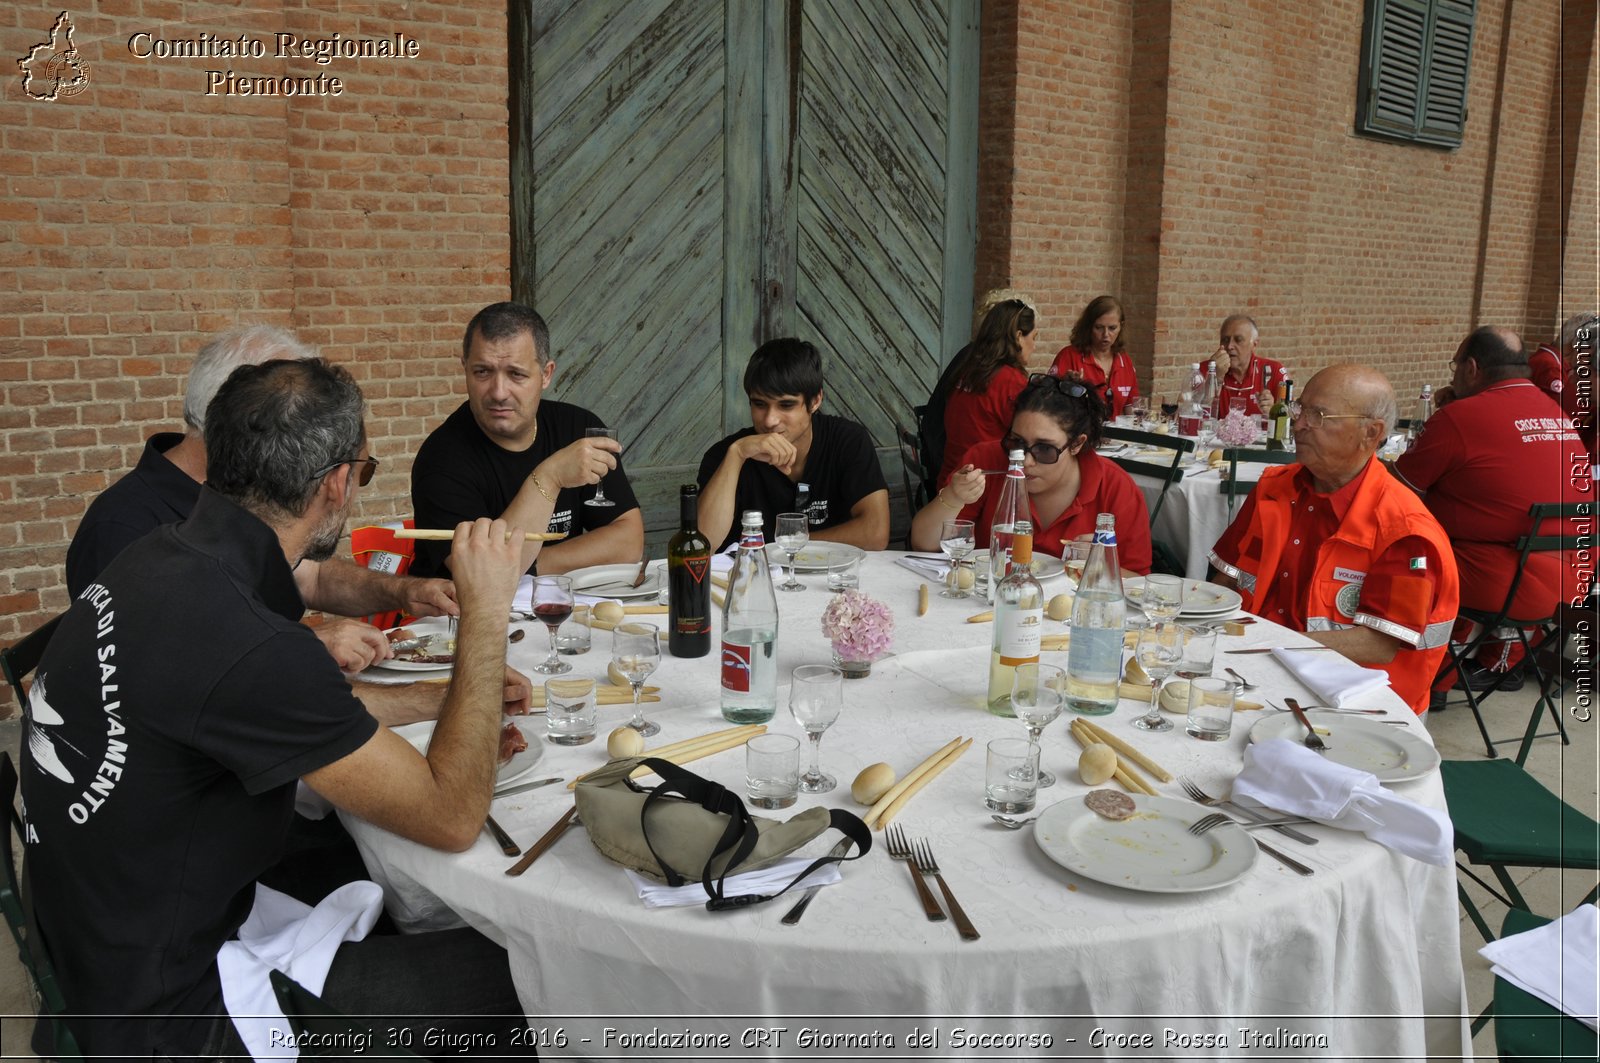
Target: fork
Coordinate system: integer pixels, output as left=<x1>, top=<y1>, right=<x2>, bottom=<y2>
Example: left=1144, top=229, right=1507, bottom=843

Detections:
left=1223, top=666, right=1257, bottom=690
left=911, top=840, right=980, bottom=941
left=1178, top=777, right=1318, bottom=846
left=885, top=824, right=945, bottom=922
left=1285, top=697, right=1330, bottom=754
left=1188, top=812, right=1311, bottom=836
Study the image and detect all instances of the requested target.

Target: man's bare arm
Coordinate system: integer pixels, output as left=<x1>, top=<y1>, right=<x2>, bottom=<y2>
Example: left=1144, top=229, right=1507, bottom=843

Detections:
left=810, top=489, right=891, bottom=550
left=1307, top=624, right=1405, bottom=665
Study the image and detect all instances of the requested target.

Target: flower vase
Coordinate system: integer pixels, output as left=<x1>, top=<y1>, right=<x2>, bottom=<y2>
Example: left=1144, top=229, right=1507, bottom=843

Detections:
left=831, top=650, right=873, bottom=679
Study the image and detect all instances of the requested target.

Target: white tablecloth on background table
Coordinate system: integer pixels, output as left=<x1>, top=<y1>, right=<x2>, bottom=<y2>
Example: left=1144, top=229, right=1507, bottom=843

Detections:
left=1126, top=457, right=1282, bottom=579
left=341, top=553, right=1468, bottom=1062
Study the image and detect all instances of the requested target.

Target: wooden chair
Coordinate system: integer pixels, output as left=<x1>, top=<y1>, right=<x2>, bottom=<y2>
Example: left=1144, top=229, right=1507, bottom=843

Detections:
left=1435, top=501, right=1586, bottom=762
left=1217, top=447, right=1297, bottom=518
left=2, top=614, right=62, bottom=713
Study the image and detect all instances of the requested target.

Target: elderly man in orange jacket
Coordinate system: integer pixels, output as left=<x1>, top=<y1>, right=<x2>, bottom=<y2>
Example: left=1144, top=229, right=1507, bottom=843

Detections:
left=1209, top=365, right=1460, bottom=714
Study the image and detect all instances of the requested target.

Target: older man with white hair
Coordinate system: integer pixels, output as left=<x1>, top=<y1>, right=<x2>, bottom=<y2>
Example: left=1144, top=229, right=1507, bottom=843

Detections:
left=1209, top=364, right=1460, bottom=714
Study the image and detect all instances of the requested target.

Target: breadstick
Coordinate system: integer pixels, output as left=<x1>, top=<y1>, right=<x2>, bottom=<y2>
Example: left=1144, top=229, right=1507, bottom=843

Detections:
left=862, top=737, right=965, bottom=827
left=966, top=611, right=994, bottom=624
left=1067, top=720, right=1156, bottom=795
left=917, top=584, right=929, bottom=617
left=644, top=724, right=764, bottom=762
left=711, top=588, right=725, bottom=609
left=623, top=604, right=667, bottom=614
left=1074, top=719, right=1173, bottom=783
left=395, top=528, right=566, bottom=542
left=568, top=725, right=767, bottom=789
left=1041, top=634, right=1072, bottom=651
left=871, top=738, right=973, bottom=830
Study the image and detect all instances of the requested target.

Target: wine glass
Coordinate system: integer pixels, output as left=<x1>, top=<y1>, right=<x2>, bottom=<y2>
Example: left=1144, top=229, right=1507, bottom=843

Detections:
left=1128, top=397, right=1150, bottom=427
left=1141, top=574, right=1185, bottom=623
left=583, top=427, right=617, bottom=507
left=789, top=664, right=843, bottom=793
left=531, top=576, right=574, bottom=675
left=938, top=517, right=975, bottom=598
left=1131, top=621, right=1182, bottom=732
left=1010, top=662, right=1065, bottom=788
left=774, top=512, right=808, bottom=592
left=612, top=622, right=661, bottom=736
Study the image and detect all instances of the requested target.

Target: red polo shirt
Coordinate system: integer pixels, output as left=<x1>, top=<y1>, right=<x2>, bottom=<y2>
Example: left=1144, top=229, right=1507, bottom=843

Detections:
left=938, top=364, right=1029, bottom=487
left=1216, top=355, right=1287, bottom=417
left=1048, top=346, right=1140, bottom=417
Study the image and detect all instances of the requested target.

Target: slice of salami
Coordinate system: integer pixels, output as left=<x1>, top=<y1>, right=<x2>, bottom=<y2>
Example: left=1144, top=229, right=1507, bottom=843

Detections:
left=1084, top=788, right=1135, bottom=821
left=499, top=721, right=528, bottom=765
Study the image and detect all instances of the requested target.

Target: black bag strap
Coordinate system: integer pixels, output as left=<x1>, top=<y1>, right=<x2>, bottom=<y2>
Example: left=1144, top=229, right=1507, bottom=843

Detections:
left=631, top=757, right=871, bottom=912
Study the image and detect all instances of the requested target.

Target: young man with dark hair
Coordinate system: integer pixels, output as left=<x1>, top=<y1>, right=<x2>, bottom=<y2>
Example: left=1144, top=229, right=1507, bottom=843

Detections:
left=696, top=337, right=890, bottom=550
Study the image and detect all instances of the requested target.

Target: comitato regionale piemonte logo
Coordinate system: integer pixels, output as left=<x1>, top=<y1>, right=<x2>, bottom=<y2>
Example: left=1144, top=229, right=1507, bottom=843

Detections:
left=18, top=11, right=91, bottom=101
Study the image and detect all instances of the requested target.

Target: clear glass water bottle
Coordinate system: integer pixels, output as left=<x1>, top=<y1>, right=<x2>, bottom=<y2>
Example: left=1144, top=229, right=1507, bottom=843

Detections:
left=987, top=523, right=1044, bottom=716
left=1405, top=385, right=1433, bottom=448
left=986, top=449, right=1026, bottom=603
left=720, top=510, right=779, bottom=723
left=1066, top=513, right=1126, bottom=716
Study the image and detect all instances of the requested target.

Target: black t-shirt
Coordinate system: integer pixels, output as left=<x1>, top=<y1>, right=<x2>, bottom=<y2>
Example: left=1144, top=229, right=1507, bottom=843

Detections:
left=409, top=400, right=640, bottom=578
left=695, top=412, right=887, bottom=549
left=22, top=489, right=378, bottom=1057
left=65, top=432, right=201, bottom=597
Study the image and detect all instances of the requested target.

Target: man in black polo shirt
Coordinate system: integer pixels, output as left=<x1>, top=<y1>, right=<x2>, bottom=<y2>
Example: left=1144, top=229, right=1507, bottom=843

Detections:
left=696, top=338, right=890, bottom=550
left=411, top=301, right=644, bottom=577
left=65, top=324, right=457, bottom=673
left=24, top=359, right=530, bottom=1057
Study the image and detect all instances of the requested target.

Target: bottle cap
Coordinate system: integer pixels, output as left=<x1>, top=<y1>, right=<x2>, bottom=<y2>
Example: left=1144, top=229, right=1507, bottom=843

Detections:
left=1008, top=449, right=1025, bottom=463
left=741, top=510, right=762, bottom=527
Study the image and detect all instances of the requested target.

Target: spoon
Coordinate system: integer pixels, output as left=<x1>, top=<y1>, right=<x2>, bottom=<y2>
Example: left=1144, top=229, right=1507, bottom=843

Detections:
left=991, top=814, right=1039, bottom=829
left=1223, top=666, right=1257, bottom=690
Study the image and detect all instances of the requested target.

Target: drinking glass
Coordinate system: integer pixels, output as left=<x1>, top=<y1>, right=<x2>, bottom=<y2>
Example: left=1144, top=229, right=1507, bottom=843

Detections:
left=1141, top=574, right=1185, bottom=622
left=746, top=734, right=800, bottom=809
left=544, top=677, right=597, bottom=745
left=985, top=738, right=1038, bottom=813
left=612, top=621, right=661, bottom=737
left=774, top=512, right=808, bottom=592
left=1176, top=625, right=1218, bottom=679
left=531, top=575, right=574, bottom=675
left=1061, top=539, right=1092, bottom=586
left=583, top=427, right=617, bottom=507
left=789, top=664, right=844, bottom=793
left=938, top=518, right=975, bottom=598
left=1185, top=676, right=1235, bottom=741
left=1128, top=397, right=1150, bottom=427
left=1131, top=622, right=1182, bottom=732
left=1010, top=662, right=1065, bottom=787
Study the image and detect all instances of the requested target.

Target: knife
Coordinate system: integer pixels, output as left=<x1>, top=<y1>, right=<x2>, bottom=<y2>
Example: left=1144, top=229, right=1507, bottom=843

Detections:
left=780, top=839, right=853, bottom=926
left=493, top=776, right=564, bottom=799
left=1225, top=646, right=1337, bottom=654
left=484, top=814, right=521, bottom=856
left=505, top=804, right=578, bottom=876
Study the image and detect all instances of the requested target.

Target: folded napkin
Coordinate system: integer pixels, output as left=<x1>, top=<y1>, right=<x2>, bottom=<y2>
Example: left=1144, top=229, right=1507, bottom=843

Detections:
left=1270, top=646, right=1390, bottom=707
left=1232, top=739, right=1453, bottom=865
left=896, top=554, right=949, bottom=582
left=624, top=857, right=842, bottom=909
left=218, top=880, right=384, bottom=1060
left=1479, top=904, right=1599, bottom=1030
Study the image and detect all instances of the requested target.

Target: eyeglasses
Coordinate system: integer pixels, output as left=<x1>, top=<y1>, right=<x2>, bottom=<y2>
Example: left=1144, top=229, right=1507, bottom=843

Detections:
left=310, top=455, right=380, bottom=486
left=1026, top=372, right=1090, bottom=399
left=1285, top=402, right=1373, bottom=430
left=1001, top=432, right=1067, bottom=465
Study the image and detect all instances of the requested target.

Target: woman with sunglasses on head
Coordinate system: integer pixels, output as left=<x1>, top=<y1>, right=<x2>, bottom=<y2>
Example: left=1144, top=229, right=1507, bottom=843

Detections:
left=911, top=374, right=1153, bottom=575
left=1048, top=295, right=1140, bottom=418
left=935, top=298, right=1038, bottom=487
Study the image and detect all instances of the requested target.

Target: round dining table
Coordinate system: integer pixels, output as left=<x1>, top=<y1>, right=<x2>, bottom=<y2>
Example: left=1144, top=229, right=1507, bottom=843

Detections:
left=342, top=552, right=1469, bottom=1062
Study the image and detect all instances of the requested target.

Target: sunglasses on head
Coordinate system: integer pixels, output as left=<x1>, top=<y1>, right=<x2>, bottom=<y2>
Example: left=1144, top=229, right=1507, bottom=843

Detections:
left=1026, top=372, right=1090, bottom=399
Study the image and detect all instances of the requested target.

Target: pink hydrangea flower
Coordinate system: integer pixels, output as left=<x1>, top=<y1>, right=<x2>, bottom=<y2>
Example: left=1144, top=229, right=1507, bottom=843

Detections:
left=820, top=589, right=895, bottom=661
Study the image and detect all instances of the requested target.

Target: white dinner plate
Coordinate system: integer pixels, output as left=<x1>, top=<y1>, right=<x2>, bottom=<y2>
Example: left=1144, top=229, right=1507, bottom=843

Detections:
left=975, top=552, right=1067, bottom=582
left=1248, top=710, right=1440, bottom=783
left=1033, top=793, right=1257, bottom=893
left=391, top=720, right=544, bottom=792
left=766, top=542, right=866, bottom=573
left=371, top=617, right=455, bottom=674
left=1125, top=577, right=1242, bottom=619
left=566, top=561, right=665, bottom=600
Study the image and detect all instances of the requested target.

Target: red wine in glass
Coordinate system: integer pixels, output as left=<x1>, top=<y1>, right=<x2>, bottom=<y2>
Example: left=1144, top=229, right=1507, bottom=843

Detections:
left=534, top=602, right=573, bottom=627
left=531, top=575, right=574, bottom=674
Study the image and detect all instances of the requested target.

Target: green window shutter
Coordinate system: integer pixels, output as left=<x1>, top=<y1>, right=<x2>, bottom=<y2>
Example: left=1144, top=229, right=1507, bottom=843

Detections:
left=1356, top=0, right=1475, bottom=148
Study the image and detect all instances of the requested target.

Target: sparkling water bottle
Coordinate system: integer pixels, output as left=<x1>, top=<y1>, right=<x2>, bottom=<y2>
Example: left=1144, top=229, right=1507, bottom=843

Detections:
left=986, top=449, right=1026, bottom=603
left=720, top=510, right=779, bottom=723
left=1066, top=513, right=1126, bottom=716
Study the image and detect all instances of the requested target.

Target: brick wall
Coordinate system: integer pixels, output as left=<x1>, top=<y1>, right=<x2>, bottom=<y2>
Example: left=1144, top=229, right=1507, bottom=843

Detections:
left=0, top=2, right=509, bottom=668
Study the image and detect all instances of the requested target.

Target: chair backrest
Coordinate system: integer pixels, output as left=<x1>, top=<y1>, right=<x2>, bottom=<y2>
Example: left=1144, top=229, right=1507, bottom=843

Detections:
left=2, top=614, right=63, bottom=713
left=1489, top=501, right=1597, bottom=626
left=1218, top=447, right=1298, bottom=518
left=1099, top=427, right=1195, bottom=525
left=349, top=521, right=415, bottom=630
left=897, top=419, right=932, bottom=546
left=270, top=970, right=423, bottom=1058
left=1, top=751, right=82, bottom=1059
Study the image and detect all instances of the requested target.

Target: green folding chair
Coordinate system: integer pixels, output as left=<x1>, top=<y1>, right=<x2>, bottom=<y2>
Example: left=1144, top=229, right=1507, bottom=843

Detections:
left=1101, top=426, right=1196, bottom=574
left=1490, top=908, right=1599, bottom=1061
left=1217, top=447, right=1297, bottom=518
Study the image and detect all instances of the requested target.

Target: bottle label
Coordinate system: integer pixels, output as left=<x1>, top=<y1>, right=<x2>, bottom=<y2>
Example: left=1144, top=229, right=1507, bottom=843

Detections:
left=683, top=556, right=710, bottom=583
left=995, top=607, right=1042, bottom=665
left=739, top=530, right=765, bottom=549
left=1093, top=530, right=1117, bottom=547
left=721, top=641, right=752, bottom=692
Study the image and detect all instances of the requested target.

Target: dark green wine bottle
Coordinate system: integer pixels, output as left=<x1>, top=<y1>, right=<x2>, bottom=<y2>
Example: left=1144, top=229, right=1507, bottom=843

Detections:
left=667, top=484, right=712, bottom=657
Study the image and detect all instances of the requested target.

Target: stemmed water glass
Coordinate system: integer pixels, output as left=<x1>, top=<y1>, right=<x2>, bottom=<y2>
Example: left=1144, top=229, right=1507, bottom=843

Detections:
left=1131, top=621, right=1182, bottom=732
left=938, top=517, right=975, bottom=598
left=1011, top=662, right=1065, bottom=788
left=774, top=512, right=808, bottom=592
left=612, top=622, right=661, bottom=737
left=789, top=664, right=843, bottom=793
left=1128, top=397, right=1150, bottom=427
left=1142, top=574, right=1185, bottom=623
left=530, top=575, right=574, bottom=675
left=584, top=427, right=617, bottom=507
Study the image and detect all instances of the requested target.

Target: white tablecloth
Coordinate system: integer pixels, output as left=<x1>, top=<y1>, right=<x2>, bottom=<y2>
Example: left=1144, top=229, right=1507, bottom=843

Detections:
left=1123, top=454, right=1282, bottom=579
left=341, top=554, right=1468, bottom=1061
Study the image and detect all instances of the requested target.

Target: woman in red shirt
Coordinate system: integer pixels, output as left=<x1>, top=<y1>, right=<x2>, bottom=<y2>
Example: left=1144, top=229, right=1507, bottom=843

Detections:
left=937, top=299, right=1037, bottom=486
left=911, top=373, right=1152, bottom=574
left=1048, top=295, right=1140, bottom=418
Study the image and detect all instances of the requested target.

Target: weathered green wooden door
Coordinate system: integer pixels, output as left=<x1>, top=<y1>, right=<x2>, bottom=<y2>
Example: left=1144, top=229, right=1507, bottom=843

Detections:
left=511, top=0, right=978, bottom=550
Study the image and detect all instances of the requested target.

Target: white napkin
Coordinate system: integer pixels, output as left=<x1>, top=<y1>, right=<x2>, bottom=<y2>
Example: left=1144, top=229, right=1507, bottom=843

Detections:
left=1479, top=904, right=1599, bottom=1030
left=1270, top=647, right=1390, bottom=706
left=624, top=857, right=842, bottom=909
left=217, top=880, right=384, bottom=1060
left=895, top=555, right=949, bottom=582
left=1232, top=739, right=1453, bottom=865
